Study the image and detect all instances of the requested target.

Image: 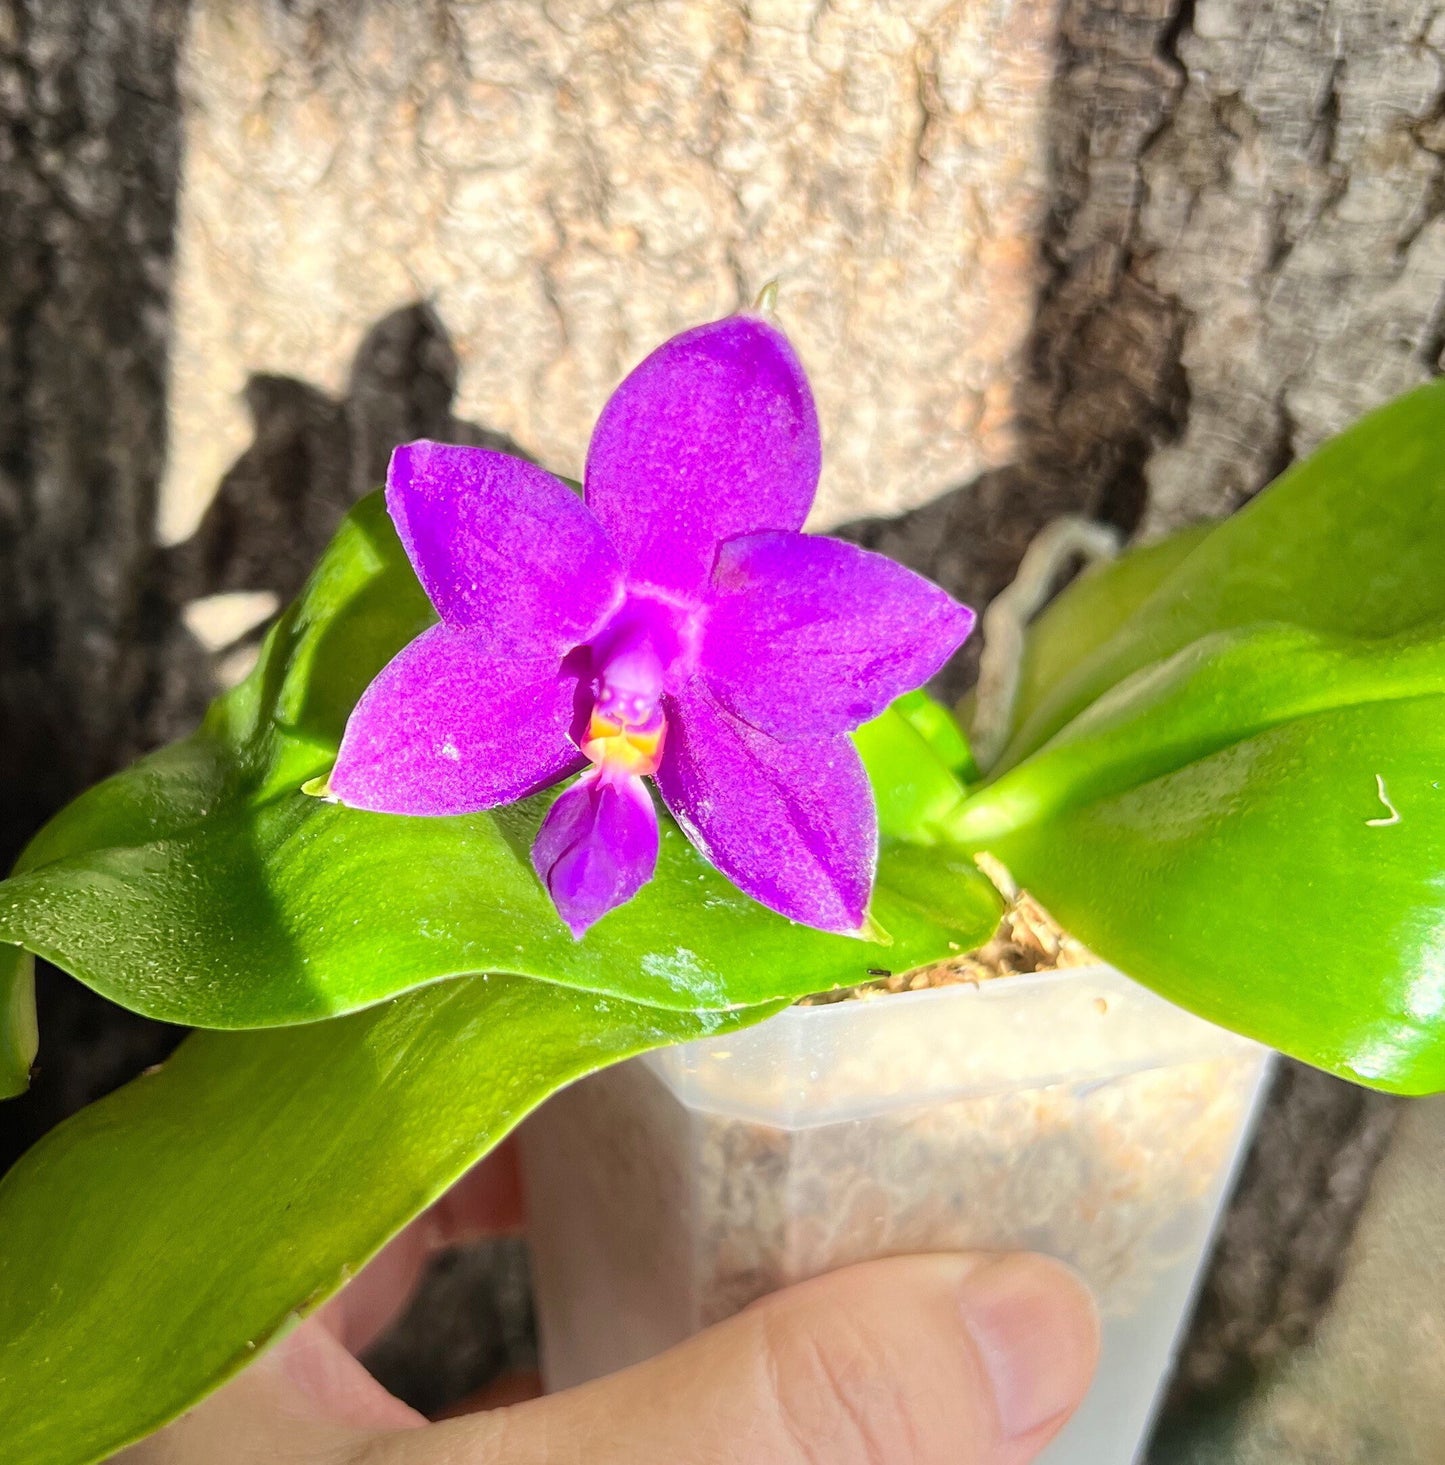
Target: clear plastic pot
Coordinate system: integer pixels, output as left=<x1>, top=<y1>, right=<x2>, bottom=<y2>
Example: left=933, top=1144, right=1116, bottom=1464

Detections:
left=519, top=964, right=1271, bottom=1464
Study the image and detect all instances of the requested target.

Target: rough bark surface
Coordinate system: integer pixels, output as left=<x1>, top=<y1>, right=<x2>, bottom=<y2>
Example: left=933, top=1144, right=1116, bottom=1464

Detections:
left=846, top=0, right=1445, bottom=643
left=0, top=0, right=197, bottom=866
left=0, top=0, right=1439, bottom=1453
left=0, top=0, right=198, bottom=1168
left=1140, top=0, right=1445, bottom=534
left=162, top=0, right=1059, bottom=542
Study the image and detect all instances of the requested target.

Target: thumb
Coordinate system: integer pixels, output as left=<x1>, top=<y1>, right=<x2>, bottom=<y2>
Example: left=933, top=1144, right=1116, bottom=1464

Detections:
left=375, top=1252, right=1099, bottom=1465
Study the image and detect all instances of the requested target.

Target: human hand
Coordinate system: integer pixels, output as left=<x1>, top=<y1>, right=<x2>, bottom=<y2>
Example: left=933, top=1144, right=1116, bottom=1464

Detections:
left=121, top=1144, right=1099, bottom=1465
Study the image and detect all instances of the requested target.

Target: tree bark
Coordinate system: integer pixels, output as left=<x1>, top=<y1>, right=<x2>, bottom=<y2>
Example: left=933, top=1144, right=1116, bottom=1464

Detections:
left=0, top=0, right=199, bottom=1163
left=1, top=0, right=1440, bottom=1453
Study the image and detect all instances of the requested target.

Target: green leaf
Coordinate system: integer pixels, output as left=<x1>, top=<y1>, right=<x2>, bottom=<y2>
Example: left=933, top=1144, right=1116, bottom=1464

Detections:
left=998, top=380, right=1445, bottom=770
left=949, top=619, right=1445, bottom=846
left=0, top=945, right=36, bottom=1100
left=0, top=778, right=997, bottom=1026
left=850, top=699, right=1006, bottom=938
left=853, top=698, right=973, bottom=843
left=1001, top=524, right=1213, bottom=755
left=0, top=496, right=997, bottom=1043
left=0, top=974, right=781, bottom=1465
left=889, top=687, right=977, bottom=779
left=946, top=385, right=1445, bottom=1093
left=979, top=692, right=1445, bottom=1094
left=943, top=386, right=1445, bottom=1093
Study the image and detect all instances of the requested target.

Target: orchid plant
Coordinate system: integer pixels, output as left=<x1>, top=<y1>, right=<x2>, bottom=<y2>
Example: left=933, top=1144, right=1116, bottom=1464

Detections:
left=0, top=311, right=1442, bottom=1465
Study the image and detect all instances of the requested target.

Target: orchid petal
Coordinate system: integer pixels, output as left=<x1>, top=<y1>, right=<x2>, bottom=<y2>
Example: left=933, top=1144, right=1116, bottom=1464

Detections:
left=532, top=772, right=660, bottom=937
left=332, top=624, right=584, bottom=815
left=656, top=679, right=877, bottom=933
left=701, top=532, right=976, bottom=740
left=388, top=441, right=622, bottom=651
left=584, top=318, right=820, bottom=594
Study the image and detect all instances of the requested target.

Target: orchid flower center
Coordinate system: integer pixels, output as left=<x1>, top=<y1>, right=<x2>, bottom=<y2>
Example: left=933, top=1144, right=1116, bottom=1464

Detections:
left=582, top=634, right=667, bottom=779
left=578, top=587, right=706, bottom=782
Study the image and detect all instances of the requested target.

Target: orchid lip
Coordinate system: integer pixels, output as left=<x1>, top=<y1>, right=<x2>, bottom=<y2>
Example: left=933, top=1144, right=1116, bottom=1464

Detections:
left=581, top=709, right=666, bottom=779
left=581, top=617, right=670, bottom=779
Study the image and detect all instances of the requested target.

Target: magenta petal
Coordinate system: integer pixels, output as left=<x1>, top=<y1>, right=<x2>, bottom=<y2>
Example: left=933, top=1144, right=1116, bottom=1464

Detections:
left=656, top=679, right=877, bottom=933
left=331, top=624, right=584, bottom=815
left=701, top=532, right=976, bottom=740
left=532, top=772, right=660, bottom=937
left=388, top=441, right=622, bottom=650
left=584, top=318, right=821, bottom=595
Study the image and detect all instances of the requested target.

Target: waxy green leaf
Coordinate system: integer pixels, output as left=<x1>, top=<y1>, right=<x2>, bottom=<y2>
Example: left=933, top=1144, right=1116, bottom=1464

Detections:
left=0, top=496, right=1000, bottom=1051
left=951, top=620, right=1445, bottom=847
left=0, top=946, right=35, bottom=1100
left=853, top=698, right=981, bottom=846
left=953, top=383, right=1445, bottom=1093
left=1000, top=523, right=1213, bottom=760
left=0, top=774, right=998, bottom=1027
left=890, top=687, right=978, bottom=779
left=997, top=380, right=1445, bottom=771
left=0, top=975, right=781, bottom=1465
left=981, top=694, right=1445, bottom=1093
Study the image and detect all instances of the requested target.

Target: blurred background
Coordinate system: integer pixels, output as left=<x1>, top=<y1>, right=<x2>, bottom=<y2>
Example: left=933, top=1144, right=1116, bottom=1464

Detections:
left=2, top=0, right=1443, bottom=1457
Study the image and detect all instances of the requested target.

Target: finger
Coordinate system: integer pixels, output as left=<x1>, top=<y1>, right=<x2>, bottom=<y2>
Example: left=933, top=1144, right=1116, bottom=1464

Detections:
left=371, top=1252, right=1100, bottom=1465
left=438, top=1369, right=544, bottom=1417
left=322, top=1143, right=524, bottom=1353
left=117, top=1315, right=423, bottom=1464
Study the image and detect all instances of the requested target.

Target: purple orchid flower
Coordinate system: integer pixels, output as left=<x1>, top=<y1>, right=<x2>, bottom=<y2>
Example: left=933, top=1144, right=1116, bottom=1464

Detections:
left=330, top=316, right=975, bottom=938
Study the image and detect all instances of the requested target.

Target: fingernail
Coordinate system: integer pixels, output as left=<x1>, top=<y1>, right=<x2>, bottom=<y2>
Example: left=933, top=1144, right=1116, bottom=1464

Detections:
left=958, top=1255, right=1100, bottom=1440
